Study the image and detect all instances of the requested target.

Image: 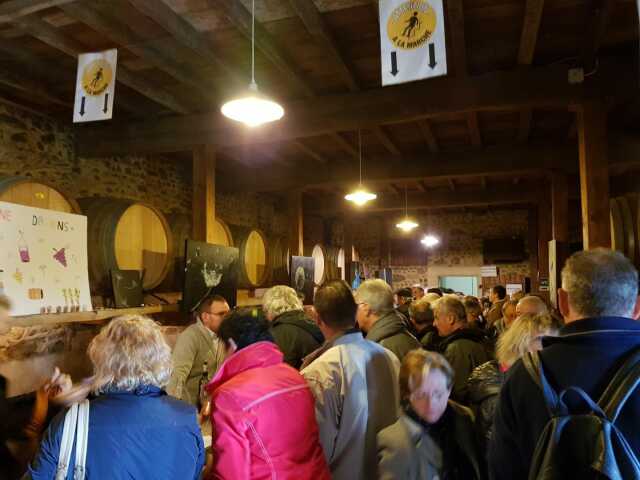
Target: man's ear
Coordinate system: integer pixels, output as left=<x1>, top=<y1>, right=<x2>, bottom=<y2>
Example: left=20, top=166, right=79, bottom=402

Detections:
left=632, top=295, right=640, bottom=320
left=558, top=288, right=570, bottom=319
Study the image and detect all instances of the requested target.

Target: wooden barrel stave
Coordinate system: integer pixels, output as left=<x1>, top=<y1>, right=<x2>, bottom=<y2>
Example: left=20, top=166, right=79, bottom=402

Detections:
left=0, top=176, right=80, bottom=213
left=228, top=225, right=269, bottom=289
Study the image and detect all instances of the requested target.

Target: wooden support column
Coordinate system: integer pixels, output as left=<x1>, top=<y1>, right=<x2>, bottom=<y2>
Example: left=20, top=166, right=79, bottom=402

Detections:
left=343, top=216, right=354, bottom=284
left=537, top=185, right=552, bottom=288
left=549, top=171, right=569, bottom=307
left=192, top=145, right=216, bottom=242
left=527, top=206, right=539, bottom=292
left=288, top=190, right=304, bottom=257
left=577, top=102, right=611, bottom=249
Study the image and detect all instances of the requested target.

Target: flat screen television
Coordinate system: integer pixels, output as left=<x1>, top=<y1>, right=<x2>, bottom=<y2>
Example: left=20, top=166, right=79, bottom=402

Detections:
left=482, top=236, right=526, bottom=264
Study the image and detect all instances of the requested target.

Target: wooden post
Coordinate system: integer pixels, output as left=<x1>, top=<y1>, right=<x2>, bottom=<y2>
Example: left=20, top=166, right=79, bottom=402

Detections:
left=528, top=206, right=539, bottom=292
left=288, top=190, right=304, bottom=257
left=192, top=145, right=215, bottom=242
left=538, top=185, right=551, bottom=290
left=577, top=102, right=611, bottom=249
left=549, top=171, right=569, bottom=308
left=343, top=216, right=354, bottom=285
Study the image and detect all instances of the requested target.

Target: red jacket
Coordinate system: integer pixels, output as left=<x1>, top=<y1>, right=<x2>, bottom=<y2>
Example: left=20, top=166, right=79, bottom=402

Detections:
left=205, top=341, right=330, bottom=480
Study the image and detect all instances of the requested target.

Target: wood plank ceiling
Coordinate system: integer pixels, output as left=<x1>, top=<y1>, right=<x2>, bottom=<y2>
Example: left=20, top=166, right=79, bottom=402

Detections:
left=0, top=0, right=638, bottom=207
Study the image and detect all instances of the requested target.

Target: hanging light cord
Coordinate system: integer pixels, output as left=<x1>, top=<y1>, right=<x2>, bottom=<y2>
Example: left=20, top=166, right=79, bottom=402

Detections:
left=251, top=0, right=256, bottom=86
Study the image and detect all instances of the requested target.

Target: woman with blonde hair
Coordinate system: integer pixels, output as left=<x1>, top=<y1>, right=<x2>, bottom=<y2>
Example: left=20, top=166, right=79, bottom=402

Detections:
left=26, top=315, right=205, bottom=479
left=467, top=313, right=560, bottom=450
left=377, top=349, right=484, bottom=480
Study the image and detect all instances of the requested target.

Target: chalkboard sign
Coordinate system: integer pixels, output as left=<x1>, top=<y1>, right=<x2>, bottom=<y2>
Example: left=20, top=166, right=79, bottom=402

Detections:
left=290, top=256, right=314, bottom=305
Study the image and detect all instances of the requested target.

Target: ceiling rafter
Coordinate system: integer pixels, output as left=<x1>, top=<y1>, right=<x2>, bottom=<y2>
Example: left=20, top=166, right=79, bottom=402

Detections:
left=0, top=0, right=77, bottom=24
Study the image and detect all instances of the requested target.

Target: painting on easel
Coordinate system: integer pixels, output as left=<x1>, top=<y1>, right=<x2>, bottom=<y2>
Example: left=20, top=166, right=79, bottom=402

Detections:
left=290, top=256, right=314, bottom=305
left=182, top=240, right=239, bottom=313
left=111, top=269, right=144, bottom=308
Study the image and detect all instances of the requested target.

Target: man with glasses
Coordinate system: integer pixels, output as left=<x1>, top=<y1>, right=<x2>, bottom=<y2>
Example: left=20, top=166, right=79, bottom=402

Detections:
left=167, top=294, right=230, bottom=407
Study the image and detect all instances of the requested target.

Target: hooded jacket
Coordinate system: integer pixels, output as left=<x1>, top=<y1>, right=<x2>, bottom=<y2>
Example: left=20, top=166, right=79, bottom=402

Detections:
left=270, top=310, right=324, bottom=369
left=366, top=310, right=421, bottom=361
left=205, top=341, right=329, bottom=480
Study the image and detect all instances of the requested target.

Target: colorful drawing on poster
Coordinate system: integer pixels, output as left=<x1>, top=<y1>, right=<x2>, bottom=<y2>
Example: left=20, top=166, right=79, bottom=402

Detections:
left=0, top=209, right=12, bottom=222
left=53, top=247, right=68, bottom=267
left=18, top=230, right=30, bottom=263
left=13, top=268, right=23, bottom=284
left=202, top=262, right=223, bottom=288
left=28, top=288, right=43, bottom=300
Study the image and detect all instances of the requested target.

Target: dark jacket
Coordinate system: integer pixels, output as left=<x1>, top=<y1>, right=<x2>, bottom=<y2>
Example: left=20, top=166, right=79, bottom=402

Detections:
left=270, top=310, right=324, bottom=369
left=366, top=310, right=421, bottom=361
left=466, top=360, right=506, bottom=452
left=26, top=386, right=205, bottom=480
left=438, top=328, right=493, bottom=402
left=488, top=316, right=640, bottom=480
left=378, top=401, right=485, bottom=480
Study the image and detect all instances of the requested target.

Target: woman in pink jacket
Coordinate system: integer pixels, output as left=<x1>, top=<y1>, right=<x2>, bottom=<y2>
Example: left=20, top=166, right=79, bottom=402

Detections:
left=204, top=308, right=330, bottom=480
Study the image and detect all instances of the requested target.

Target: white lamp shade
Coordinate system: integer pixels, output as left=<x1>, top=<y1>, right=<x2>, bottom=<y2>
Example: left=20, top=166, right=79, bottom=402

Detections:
left=221, top=95, right=284, bottom=127
left=345, top=189, right=377, bottom=206
left=396, top=218, right=419, bottom=232
left=421, top=234, right=440, bottom=247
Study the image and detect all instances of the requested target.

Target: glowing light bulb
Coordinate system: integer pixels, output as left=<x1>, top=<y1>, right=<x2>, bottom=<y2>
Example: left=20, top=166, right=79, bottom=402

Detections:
left=396, top=218, right=419, bottom=232
left=345, top=189, right=377, bottom=206
left=421, top=234, right=440, bottom=247
left=221, top=83, right=284, bottom=127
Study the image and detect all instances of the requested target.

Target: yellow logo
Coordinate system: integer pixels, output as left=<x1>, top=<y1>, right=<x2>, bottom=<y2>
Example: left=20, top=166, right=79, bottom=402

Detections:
left=387, top=0, right=436, bottom=50
left=81, top=59, right=112, bottom=96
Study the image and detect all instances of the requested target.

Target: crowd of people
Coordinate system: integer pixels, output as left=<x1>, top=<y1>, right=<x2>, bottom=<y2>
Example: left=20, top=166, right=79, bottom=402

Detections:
left=2, top=248, right=640, bottom=479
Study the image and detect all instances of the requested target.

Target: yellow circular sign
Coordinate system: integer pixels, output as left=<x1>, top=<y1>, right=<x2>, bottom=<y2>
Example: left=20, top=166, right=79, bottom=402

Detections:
left=82, top=59, right=112, bottom=96
left=387, top=0, right=436, bottom=50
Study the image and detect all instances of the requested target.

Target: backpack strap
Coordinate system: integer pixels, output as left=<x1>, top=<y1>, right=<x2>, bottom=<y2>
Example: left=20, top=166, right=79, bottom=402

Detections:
left=56, top=403, right=79, bottom=480
left=523, top=351, right=564, bottom=417
left=597, top=346, right=640, bottom=423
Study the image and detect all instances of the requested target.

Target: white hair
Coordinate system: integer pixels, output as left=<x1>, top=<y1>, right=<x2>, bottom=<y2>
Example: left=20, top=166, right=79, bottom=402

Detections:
left=262, top=285, right=303, bottom=319
left=561, top=249, right=638, bottom=318
left=355, top=279, right=394, bottom=315
left=496, top=313, right=559, bottom=367
left=89, top=315, right=172, bottom=394
left=517, top=295, right=549, bottom=316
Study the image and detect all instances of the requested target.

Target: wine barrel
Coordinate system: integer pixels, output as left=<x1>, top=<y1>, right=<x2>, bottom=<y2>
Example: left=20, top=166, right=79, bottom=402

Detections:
left=0, top=177, right=80, bottom=213
left=311, top=244, right=327, bottom=286
left=611, top=198, right=624, bottom=255
left=229, top=225, right=269, bottom=288
left=212, top=218, right=233, bottom=247
left=157, top=214, right=191, bottom=292
left=78, top=198, right=173, bottom=292
left=267, top=236, right=289, bottom=285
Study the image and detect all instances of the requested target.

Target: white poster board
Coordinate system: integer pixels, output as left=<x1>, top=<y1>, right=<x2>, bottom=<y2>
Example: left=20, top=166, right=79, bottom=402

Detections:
left=0, top=202, right=92, bottom=316
left=379, top=0, right=448, bottom=86
left=506, top=283, right=522, bottom=297
left=73, top=49, right=117, bottom=123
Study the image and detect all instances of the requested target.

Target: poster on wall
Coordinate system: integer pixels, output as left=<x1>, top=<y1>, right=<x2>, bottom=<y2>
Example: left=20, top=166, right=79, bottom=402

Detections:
left=379, top=0, right=448, bottom=86
left=0, top=201, right=93, bottom=316
left=291, top=256, right=315, bottom=305
left=73, top=48, right=118, bottom=123
left=182, top=240, right=239, bottom=313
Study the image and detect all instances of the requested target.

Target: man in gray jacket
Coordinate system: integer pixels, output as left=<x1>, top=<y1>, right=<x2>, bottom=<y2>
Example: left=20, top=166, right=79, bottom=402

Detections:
left=356, top=279, right=421, bottom=362
left=301, top=280, right=400, bottom=480
left=166, top=294, right=229, bottom=407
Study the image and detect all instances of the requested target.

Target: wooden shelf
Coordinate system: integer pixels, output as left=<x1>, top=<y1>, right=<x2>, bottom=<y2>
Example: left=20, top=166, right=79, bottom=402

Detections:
left=6, top=304, right=181, bottom=328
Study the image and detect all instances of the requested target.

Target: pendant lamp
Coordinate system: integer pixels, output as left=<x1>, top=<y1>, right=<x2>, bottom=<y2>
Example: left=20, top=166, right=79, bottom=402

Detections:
left=396, top=186, right=419, bottom=232
left=345, top=131, right=377, bottom=206
left=221, top=0, right=284, bottom=127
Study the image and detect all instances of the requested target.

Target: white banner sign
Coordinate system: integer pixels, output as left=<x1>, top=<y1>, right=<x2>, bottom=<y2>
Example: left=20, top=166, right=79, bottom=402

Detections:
left=379, top=0, right=448, bottom=86
left=0, top=202, right=92, bottom=316
left=73, top=49, right=117, bottom=123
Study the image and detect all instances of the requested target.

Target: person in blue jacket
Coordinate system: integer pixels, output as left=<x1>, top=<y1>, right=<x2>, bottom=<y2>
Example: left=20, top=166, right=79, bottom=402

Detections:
left=25, top=314, right=205, bottom=480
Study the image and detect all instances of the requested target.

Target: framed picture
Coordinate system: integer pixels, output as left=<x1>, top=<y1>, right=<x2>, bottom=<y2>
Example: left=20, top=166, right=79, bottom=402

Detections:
left=290, top=256, right=315, bottom=305
left=182, top=240, right=239, bottom=313
left=111, top=269, right=144, bottom=308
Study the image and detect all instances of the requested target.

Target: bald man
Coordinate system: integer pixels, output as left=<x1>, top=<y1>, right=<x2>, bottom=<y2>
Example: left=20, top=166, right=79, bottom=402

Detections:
left=516, top=295, right=549, bottom=317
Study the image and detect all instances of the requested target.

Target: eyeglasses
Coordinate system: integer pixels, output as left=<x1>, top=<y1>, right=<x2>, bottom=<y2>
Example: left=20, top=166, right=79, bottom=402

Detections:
left=207, top=310, right=229, bottom=317
left=410, top=389, right=448, bottom=403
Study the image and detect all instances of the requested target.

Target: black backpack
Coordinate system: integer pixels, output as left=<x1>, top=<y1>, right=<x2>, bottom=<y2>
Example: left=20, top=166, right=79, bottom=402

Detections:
left=523, top=349, right=640, bottom=480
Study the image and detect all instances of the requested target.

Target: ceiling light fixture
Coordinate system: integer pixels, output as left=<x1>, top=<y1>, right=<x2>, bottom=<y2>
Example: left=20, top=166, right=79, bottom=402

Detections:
left=421, top=234, right=440, bottom=248
left=345, top=131, right=377, bottom=206
left=220, top=0, right=284, bottom=127
left=396, top=185, right=419, bottom=232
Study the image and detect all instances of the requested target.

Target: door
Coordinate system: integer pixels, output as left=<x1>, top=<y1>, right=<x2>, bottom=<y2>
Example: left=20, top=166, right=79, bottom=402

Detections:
left=439, top=276, right=478, bottom=296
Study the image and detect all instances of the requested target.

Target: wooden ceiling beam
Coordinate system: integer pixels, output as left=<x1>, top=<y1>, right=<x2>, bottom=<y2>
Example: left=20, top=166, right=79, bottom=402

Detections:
left=372, top=126, right=401, bottom=155
left=60, top=3, right=218, bottom=105
left=214, top=0, right=314, bottom=97
left=583, top=0, right=614, bottom=71
left=417, top=120, right=439, bottom=153
left=467, top=112, right=483, bottom=148
left=447, top=0, right=467, bottom=76
left=390, top=184, right=404, bottom=197
left=306, top=184, right=541, bottom=215
left=481, top=176, right=488, bottom=190
left=75, top=60, right=630, bottom=156
left=12, top=15, right=192, bottom=114
left=219, top=144, right=576, bottom=193
left=417, top=180, right=429, bottom=192
left=516, top=0, right=544, bottom=143
left=0, top=60, right=69, bottom=107
left=331, top=133, right=359, bottom=160
left=126, top=0, right=244, bottom=87
left=448, top=178, right=456, bottom=191
left=0, top=0, right=78, bottom=23
left=293, top=140, right=328, bottom=164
